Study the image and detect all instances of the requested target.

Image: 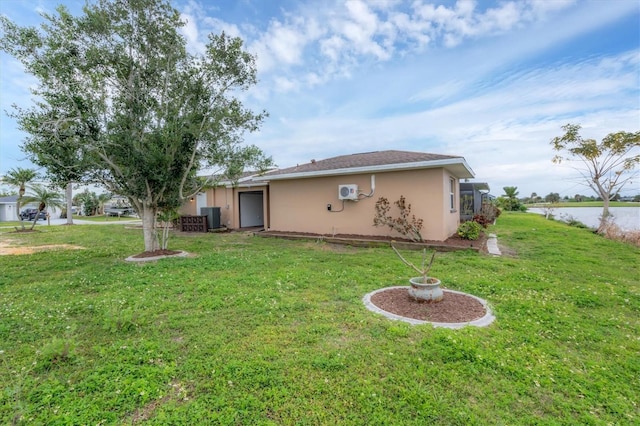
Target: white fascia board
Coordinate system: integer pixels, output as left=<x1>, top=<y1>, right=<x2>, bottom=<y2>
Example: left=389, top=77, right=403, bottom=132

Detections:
left=254, top=158, right=475, bottom=181
left=224, top=182, right=267, bottom=189
left=212, top=174, right=263, bottom=187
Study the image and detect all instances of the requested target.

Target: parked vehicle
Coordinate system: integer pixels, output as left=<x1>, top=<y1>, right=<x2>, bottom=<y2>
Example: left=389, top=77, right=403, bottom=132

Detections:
left=20, top=208, right=47, bottom=221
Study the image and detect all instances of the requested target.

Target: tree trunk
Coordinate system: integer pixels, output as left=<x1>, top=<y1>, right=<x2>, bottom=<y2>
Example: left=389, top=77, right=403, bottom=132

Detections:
left=141, top=204, right=160, bottom=252
left=17, top=186, right=25, bottom=230
left=66, top=182, right=74, bottom=225
left=597, top=198, right=612, bottom=234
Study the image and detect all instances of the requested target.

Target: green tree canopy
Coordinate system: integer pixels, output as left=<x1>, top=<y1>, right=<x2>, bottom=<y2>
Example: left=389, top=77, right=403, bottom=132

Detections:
left=1, top=0, right=273, bottom=252
left=551, top=123, right=640, bottom=232
left=544, top=193, right=560, bottom=203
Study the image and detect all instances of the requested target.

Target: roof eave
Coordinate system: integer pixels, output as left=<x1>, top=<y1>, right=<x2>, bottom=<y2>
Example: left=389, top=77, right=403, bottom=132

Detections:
left=254, top=158, right=475, bottom=181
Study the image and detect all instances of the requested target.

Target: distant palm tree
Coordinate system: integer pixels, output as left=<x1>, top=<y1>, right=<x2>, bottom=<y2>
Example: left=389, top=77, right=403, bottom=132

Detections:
left=96, top=192, right=112, bottom=215
left=500, top=186, right=523, bottom=211
left=503, top=186, right=519, bottom=199
left=21, top=185, right=65, bottom=230
left=1, top=167, right=37, bottom=230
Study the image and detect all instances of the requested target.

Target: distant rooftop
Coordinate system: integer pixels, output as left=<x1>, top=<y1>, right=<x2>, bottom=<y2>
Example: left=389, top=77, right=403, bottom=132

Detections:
left=0, top=195, right=19, bottom=203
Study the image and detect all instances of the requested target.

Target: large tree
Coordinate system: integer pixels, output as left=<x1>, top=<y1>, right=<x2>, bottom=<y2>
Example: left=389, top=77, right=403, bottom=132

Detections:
left=0, top=167, right=38, bottom=230
left=1, top=0, right=273, bottom=252
left=551, top=123, right=640, bottom=232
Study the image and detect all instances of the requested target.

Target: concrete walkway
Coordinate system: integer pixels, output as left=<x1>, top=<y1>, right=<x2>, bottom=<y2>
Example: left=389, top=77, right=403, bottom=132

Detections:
left=487, top=233, right=502, bottom=256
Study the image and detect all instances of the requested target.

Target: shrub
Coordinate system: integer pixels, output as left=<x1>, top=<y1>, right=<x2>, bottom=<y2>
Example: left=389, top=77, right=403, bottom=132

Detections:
left=472, top=214, right=491, bottom=228
left=457, top=221, right=483, bottom=240
left=373, top=196, right=424, bottom=242
left=479, top=202, right=501, bottom=224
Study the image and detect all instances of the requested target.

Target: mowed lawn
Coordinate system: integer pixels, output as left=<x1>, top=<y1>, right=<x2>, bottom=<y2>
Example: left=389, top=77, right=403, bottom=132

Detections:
left=0, top=213, right=638, bottom=425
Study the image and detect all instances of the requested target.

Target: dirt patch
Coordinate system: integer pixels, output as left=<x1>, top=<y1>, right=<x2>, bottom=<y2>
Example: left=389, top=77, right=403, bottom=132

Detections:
left=370, top=287, right=486, bottom=323
left=0, top=240, right=85, bottom=256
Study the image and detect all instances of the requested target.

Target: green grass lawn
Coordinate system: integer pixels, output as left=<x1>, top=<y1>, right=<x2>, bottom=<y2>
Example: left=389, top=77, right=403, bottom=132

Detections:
left=71, top=214, right=140, bottom=222
left=0, top=215, right=140, bottom=228
left=0, top=220, right=48, bottom=229
left=1, top=213, right=638, bottom=424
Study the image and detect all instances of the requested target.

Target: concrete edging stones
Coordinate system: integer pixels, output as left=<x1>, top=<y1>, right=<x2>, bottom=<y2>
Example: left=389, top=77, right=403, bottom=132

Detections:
left=124, top=251, right=189, bottom=263
left=363, top=286, right=495, bottom=329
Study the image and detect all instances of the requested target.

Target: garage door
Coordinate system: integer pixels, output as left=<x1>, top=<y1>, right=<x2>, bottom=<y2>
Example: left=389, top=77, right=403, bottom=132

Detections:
left=239, top=191, right=264, bottom=228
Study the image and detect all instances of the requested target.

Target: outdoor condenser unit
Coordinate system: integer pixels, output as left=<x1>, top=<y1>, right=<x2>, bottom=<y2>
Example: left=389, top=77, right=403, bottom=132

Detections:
left=200, top=207, right=221, bottom=229
left=338, top=184, right=359, bottom=200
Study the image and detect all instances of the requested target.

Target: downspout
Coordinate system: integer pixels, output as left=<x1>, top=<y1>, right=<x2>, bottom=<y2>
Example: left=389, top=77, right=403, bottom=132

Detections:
left=361, top=174, right=376, bottom=198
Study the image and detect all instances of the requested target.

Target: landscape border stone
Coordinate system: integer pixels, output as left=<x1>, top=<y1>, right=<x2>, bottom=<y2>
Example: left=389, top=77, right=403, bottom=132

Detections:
left=124, top=251, right=189, bottom=263
left=363, top=286, right=495, bottom=329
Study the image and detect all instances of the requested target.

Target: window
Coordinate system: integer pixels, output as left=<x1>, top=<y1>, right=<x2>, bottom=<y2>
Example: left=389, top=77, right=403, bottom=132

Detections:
left=449, top=178, right=456, bottom=212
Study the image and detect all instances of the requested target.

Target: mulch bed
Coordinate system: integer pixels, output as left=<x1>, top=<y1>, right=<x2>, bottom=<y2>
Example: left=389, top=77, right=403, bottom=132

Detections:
left=370, top=287, right=486, bottom=322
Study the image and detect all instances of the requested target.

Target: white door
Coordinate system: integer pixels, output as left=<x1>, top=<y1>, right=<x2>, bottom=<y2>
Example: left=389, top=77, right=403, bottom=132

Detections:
left=196, top=193, right=207, bottom=214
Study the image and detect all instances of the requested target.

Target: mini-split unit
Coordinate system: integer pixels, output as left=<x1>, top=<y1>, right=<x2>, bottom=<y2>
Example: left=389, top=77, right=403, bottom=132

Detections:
left=338, top=184, right=359, bottom=200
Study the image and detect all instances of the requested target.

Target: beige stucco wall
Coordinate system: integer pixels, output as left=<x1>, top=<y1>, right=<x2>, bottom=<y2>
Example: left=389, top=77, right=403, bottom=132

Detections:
left=179, top=185, right=268, bottom=229
left=179, top=198, right=197, bottom=216
left=266, top=168, right=460, bottom=241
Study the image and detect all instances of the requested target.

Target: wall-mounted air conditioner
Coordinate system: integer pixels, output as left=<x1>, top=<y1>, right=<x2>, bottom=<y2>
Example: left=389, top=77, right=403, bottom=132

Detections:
left=338, top=184, right=359, bottom=200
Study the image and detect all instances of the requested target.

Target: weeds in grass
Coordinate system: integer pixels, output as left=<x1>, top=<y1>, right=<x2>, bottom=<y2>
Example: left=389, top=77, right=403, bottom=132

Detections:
left=36, top=338, right=77, bottom=371
left=102, top=306, right=140, bottom=333
left=560, top=214, right=590, bottom=229
left=600, top=221, right=640, bottom=247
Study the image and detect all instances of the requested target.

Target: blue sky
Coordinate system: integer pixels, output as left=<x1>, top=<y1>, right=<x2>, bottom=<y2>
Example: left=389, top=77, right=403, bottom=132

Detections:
left=1, top=0, right=639, bottom=198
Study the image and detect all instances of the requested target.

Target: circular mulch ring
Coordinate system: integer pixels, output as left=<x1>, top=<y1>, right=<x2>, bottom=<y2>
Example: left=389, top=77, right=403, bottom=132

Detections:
left=363, top=286, right=495, bottom=328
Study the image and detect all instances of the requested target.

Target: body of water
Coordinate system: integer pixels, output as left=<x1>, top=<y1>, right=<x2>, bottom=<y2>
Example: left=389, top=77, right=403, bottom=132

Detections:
left=528, top=207, right=640, bottom=231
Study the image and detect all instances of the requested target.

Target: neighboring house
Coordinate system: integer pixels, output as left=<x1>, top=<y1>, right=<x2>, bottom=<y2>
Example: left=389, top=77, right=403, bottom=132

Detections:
left=0, top=196, right=19, bottom=221
left=0, top=195, right=63, bottom=221
left=460, top=182, right=492, bottom=221
left=181, top=150, right=479, bottom=241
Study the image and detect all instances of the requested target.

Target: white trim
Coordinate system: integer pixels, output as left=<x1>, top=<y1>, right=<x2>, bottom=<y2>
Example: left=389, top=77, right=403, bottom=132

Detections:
left=254, top=158, right=475, bottom=181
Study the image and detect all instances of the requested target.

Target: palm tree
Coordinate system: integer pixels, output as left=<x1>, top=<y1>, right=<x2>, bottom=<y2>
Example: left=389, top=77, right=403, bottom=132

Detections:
left=21, top=184, right=65, bottom=230
left=96, top=192, right=112, bottom=215
left=1, top=167, right=38, bottom=230
left=501, top=186, right=523, bottom=211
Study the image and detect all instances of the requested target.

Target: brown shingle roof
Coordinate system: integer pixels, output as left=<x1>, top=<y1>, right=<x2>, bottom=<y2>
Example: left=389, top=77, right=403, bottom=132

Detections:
left=262, top=150, right=464, bottom=177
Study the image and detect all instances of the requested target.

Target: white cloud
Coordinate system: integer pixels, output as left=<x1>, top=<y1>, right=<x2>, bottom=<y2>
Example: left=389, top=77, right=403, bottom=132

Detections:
left=179, top=13, right=206, bottom=54
left=249, top=14, right=326, bottom=72
left=247, top=42, right=639, bottom=198
left=201, top=17, right=243, bottom=39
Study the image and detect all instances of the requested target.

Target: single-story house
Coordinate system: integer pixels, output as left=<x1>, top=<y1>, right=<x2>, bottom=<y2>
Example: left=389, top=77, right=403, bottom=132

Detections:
left=180, top=150, right=483, bottom=241
left=0, top=196, right=20, bottom=221
left=0, top=195, right=63, bottom=221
